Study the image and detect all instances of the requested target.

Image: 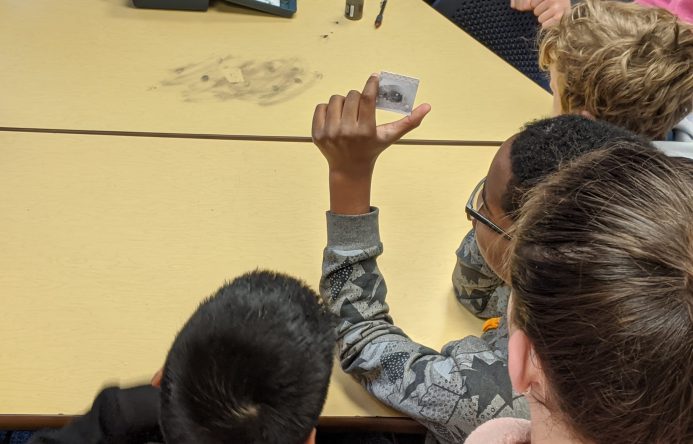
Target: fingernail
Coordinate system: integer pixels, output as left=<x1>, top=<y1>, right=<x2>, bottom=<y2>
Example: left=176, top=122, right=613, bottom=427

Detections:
left=371, top=72, right=380, bottom=78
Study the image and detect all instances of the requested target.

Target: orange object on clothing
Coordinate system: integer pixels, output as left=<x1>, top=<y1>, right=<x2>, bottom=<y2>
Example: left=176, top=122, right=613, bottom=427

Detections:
left=482, top=317, right=501, bottom=332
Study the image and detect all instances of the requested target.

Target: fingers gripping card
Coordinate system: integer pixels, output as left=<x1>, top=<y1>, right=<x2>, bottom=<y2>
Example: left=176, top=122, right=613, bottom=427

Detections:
left=376, top=71, right=419, bottom=115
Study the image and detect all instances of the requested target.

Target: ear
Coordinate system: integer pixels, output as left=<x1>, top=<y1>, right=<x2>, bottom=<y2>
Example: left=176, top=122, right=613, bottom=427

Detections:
left=305, top=428, right=317, bottom=444
left=507, top=329, right=542, bottom=395
left=578, top=109, right=596, bottom=120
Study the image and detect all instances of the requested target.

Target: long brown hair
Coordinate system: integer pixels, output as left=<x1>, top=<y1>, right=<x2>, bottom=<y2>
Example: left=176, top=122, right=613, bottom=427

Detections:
left=510, top=144, right=693, bottom=443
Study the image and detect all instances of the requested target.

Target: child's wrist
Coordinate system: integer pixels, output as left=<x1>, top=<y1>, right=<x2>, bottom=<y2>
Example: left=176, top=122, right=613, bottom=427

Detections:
left=328, top=166, right=374, bottom=183
left=328, top=170, right=373, bottom=215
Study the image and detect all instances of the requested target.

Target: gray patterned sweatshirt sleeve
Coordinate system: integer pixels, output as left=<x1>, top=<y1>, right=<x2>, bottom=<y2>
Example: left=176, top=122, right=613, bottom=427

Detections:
left=452, top=229, right=510, bottom=319
left=321, top=209, right=528, bottom=444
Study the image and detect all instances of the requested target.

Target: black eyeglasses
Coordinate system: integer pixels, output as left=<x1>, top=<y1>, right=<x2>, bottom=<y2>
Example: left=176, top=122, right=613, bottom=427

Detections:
left=465, top=178, right=512, bottom=241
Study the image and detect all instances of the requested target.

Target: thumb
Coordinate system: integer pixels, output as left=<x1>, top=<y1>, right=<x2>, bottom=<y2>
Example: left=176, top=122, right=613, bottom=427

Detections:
left=376, top=103, right=431, bottom=145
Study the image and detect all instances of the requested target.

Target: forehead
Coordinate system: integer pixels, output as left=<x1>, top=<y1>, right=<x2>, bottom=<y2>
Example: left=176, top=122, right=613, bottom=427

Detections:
left=484, top=136, right=515, bottom=214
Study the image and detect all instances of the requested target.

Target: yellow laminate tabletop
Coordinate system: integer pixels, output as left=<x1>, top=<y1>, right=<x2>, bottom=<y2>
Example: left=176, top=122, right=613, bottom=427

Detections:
left=0, top=0, right=550, bottom=142
left=0, top=131, right=494, bottom=418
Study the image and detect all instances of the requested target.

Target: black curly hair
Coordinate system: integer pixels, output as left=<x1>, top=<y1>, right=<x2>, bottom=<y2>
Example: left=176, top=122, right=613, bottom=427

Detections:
left=503, top=114, right=652, bottom=218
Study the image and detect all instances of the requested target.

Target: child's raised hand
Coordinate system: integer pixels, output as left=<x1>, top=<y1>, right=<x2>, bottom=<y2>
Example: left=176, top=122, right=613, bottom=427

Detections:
left=312, top=74, right=430, bottom=215
left=312, top=74, right=431, bottom=179
left=510, top=0, right=535, bottom=12
left=511, top=0, right=571, bottom=28
left=533, top=0, right=571, bottom=28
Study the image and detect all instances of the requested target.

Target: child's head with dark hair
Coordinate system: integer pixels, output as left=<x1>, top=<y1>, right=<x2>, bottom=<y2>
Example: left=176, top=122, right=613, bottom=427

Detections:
left=503, top=114, right=648, bottom=216
left=158, top=270, right=336, bottom=444
left=508, top=144, right=693, bottom=443
left=470, top=114, right=651, bottom=279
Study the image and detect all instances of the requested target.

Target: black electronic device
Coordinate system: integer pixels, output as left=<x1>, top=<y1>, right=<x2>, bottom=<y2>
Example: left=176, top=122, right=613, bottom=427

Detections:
left=131, top=0, right=296, bottom=16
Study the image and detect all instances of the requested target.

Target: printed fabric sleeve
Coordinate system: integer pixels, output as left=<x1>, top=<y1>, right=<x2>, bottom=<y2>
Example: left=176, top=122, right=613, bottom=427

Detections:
left=452, top=228, right=510, bottom=319
left=321, top=209, right=528, bottom=444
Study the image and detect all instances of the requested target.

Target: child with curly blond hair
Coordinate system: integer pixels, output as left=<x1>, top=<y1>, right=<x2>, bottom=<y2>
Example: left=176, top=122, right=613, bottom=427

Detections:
left=538, top=0, right=693, bottom=143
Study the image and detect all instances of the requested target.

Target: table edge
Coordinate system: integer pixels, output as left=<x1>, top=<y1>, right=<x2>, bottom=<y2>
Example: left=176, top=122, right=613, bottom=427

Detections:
left=0, top=126, right=502, bottom=147
left=0, top=415, right=426, bottom=434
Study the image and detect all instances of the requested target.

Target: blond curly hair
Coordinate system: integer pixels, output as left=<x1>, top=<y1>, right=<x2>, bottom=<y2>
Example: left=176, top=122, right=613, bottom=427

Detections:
left=539, top=0, right=693, bottom=139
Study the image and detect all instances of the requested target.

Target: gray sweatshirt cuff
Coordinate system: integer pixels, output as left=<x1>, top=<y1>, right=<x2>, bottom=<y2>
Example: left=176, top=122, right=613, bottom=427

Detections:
left=326, top=207, right=380, bottom=250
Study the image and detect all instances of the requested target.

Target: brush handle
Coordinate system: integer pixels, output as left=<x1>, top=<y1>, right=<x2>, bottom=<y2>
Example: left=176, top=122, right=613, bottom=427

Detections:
left=374, top=0, right=387, bottom=28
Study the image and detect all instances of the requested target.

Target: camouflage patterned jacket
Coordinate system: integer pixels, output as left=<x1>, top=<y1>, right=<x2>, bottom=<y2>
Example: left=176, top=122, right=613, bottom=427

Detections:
left=452, top=228, right=511, bottom=359
left=320, top=209, right=528, bottom=444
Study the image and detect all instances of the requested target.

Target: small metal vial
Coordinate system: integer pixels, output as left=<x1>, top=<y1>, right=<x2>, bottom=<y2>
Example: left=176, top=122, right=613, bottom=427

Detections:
left=345, top=0, right=364, bottom=20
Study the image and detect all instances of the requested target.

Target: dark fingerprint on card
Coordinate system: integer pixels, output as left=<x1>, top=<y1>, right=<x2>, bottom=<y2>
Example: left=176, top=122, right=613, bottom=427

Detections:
left=156, top=55, right=323, bottom=105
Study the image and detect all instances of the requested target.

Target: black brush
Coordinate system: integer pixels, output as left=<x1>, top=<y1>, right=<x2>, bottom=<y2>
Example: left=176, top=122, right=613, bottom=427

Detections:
left=375, top=0, right=387, bottom=28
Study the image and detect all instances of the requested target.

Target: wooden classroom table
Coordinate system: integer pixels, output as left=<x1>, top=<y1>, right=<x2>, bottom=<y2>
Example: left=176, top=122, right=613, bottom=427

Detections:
left=0, top=0, right=551, bottom=143
left=0, top=131, right=496, bottom=429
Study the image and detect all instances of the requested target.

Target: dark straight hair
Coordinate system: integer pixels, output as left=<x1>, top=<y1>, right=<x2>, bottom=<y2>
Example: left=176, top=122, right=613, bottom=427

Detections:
left=160, top=270, right=336, bottom=444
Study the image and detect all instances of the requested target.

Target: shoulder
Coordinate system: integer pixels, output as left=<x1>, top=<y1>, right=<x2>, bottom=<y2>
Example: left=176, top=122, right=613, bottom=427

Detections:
left=465, top=417, right=532, bottom=444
